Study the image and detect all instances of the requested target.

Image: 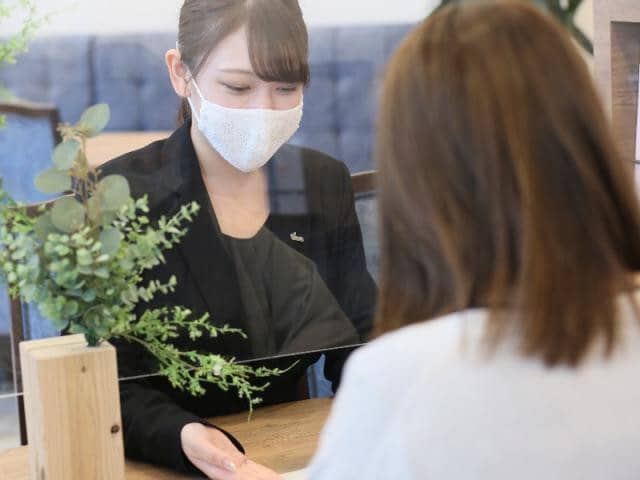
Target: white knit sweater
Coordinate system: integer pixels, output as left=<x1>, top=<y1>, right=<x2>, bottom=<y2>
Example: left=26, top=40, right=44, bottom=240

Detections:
left=308, top=293, right=640, bottom=479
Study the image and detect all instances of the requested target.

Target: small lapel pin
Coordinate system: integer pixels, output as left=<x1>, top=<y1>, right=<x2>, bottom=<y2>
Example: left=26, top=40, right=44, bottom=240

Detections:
left=290, top=232, right=305, bottom=243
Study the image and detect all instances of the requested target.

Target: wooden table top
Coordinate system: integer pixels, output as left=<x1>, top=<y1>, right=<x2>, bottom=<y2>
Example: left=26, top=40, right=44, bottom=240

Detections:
left=0, top=398, right=332, bottom=479
left=86, top=131, right=170, bottom=167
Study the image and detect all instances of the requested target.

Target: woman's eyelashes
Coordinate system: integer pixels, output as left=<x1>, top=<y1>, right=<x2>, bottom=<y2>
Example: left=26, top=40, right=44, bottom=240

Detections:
left=221, top=82, right=251, bottom=94
left=219, top=81, right=300, bottom=96
left=276, top=85, right=299, bottom=94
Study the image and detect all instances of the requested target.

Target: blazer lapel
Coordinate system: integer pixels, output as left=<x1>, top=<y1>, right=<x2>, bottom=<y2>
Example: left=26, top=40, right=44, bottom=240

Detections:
left=266, top=145, right=314, bottom=257
left=161, top=123, right=253, bottom=360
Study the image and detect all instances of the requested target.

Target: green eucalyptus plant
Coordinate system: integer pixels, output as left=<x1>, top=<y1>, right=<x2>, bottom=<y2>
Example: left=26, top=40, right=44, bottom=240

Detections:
left=0, top=104, right=289, bottom=410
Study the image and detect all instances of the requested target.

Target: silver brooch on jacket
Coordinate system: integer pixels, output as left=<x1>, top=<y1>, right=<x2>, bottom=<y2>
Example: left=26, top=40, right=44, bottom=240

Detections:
left=290, top=232, right=305, bottom=243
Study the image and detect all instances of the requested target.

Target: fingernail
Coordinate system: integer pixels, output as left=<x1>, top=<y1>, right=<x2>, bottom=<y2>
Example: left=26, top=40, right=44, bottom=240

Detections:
left=223, top=459, right=237, bottom=472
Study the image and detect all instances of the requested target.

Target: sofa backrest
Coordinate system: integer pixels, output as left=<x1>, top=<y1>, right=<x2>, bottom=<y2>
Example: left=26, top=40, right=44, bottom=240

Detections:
left=0, top=24, right=414, bottom=172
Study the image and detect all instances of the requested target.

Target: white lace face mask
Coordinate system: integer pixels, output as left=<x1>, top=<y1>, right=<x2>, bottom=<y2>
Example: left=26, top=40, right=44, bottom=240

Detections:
left=187, top=78, right=303, bottom=173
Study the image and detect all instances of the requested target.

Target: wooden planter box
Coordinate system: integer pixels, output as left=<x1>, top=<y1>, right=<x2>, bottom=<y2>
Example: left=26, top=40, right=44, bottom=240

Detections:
left=19, top=334, right=125, bottom=480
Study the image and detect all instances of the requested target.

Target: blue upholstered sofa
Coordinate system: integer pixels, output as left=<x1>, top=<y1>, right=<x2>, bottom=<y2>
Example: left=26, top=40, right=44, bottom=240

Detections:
left=0, top=24, right=413, bottom=173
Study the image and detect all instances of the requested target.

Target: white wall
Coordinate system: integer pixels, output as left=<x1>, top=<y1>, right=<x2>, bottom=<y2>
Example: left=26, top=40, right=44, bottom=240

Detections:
left=5, top=0, right=438, bottom=36
left=578, top=0, right=594, bottom=40
left=300, top=0, right=438, bottom=26
left=5, top=0, right=595, bottom=40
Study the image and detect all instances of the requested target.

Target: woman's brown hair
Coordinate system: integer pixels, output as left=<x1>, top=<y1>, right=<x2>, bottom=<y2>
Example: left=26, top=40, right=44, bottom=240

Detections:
left=375, top=0, right=640, bottom=367
left=177, top=0, right=310, bottom=123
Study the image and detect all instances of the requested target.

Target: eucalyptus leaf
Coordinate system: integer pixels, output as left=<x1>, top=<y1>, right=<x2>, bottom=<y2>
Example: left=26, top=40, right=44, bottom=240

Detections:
left=98, top=175, right=130, bottom=211
left=81, top=289, right=96, bottom=302
left=77, top=265, right=93, bottom=275
left=34, top=212, right=57, bottom=240
left=79, top=104, right=110, bottom=137
left=83, top=306, right=104, bottom=333
left=22, top=284, right=37, bottom=301
left=87, top=197, right=118, bottom=226
left=68, top=323, right=88, bottom=335
left=87, top=196, right=100, bottom=222
left=100, top=211, right=118, bottom=226
left=99, top=227, right=121, bottom=256
left=94, top=267, right=109, bottom=279
left=51, top=197, right=86, bottom=233
left=52, top=139, right=81, bottom=170
left=35, top=169, right=71, bottom=194
left=64, top=300, right=79, bottom=317
left=76, top=248, right=93, bottom=266
left=49, top=315, right=68, bottom=331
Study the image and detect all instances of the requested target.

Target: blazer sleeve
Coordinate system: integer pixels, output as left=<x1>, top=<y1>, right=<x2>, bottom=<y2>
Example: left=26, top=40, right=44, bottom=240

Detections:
left=114, top=337, right=245, bottom=475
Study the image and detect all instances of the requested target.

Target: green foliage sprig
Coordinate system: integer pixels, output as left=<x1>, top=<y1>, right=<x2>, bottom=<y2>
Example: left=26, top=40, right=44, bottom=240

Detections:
left=0, top=104, right=290, bottom=410
left=0, top=0, right=51, bottom=126
left=0, top=0, right=47, bottom=65
left=113, top=308, right=292, bottom=409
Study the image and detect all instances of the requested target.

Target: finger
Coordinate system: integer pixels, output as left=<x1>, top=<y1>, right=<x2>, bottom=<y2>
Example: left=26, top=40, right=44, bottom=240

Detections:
left=206, top=428, right=247, bottom=467
left=237, top=459, right=282, bottom=480
left=191, top=457, right=235, bottom=480
left=192, top=442, right=240, bottom=473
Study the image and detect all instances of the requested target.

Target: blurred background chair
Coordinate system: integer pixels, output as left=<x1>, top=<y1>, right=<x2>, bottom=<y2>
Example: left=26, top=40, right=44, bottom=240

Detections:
left=0, top=101, right=60, bottom=203
left=0, top=101, right=61, bottom=339
left=352, top=170, right=379, bottom=281
left=307, top=170, right=378, bottom=398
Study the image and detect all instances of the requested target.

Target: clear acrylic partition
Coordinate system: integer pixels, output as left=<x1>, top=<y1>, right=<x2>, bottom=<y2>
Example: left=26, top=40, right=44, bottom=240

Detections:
left=0, top=396, right=19, bottom=453
left=0, top=1, right=434, bottom=454
left=0, top=294, right=20, bottom=452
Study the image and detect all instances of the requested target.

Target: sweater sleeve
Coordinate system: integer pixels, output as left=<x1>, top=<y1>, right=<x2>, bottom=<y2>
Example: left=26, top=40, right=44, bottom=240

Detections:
left=306, top=347, right=392, bottom=480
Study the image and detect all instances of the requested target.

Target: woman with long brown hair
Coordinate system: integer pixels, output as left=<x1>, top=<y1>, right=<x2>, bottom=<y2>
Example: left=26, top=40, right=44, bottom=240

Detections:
left=308, top=1, right=640, bottom=478
left=100, top=0, right=376, bottom=478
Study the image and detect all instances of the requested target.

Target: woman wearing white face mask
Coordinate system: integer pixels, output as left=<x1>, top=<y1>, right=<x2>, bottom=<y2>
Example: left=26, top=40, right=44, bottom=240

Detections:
left=99, top=1, right=376, bottom=479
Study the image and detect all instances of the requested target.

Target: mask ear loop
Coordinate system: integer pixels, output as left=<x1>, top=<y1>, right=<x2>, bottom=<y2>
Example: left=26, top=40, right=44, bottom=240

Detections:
left=176, top=41, right=202, bottom=123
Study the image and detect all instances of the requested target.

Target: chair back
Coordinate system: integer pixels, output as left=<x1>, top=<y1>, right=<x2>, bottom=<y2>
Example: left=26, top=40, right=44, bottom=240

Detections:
left=0, top=102, right=61, bottom=445
left=352, top=170, right=379, bottom=280
left=0, top=101, right=60, bottom=202
left=0, top=102, right=61, bottom=346
left=306, top=170, right=379, bottom=399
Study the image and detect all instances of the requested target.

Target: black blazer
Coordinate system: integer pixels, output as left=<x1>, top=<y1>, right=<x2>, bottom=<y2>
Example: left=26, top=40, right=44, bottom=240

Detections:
left=99, top=121, right=377, bottom=473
